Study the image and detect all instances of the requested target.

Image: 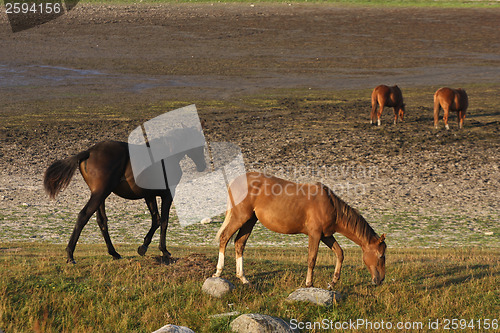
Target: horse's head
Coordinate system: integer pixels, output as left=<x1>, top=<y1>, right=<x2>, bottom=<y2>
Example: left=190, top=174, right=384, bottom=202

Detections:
left=362, top=234, right=386, bottom=285
left=186, top=144, right=207, bottom=172
left=183, top=126, right=207, bottom=172
left=399, top=103, right=406, bottom=121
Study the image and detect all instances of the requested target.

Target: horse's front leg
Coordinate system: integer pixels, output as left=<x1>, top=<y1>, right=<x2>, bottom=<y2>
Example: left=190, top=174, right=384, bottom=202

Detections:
left=158, top=192, right=174, bottom=263
left=138, top=196, right=161, bottom=256
left=458, top=110, right=465, bottom=129
left=321, top=236, right=344, bottom=289
left=393, top=106, right=400, bottom=124
left=306, top=234, right=321, bottom=287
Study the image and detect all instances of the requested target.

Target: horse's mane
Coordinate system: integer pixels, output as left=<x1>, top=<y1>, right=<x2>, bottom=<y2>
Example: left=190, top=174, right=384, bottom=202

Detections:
left=322, top=185, right=377, bottom=243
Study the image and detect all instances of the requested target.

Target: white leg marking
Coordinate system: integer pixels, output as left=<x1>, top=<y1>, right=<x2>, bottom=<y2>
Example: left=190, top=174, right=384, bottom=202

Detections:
left=377, top=118, right=381, bottom=126
left=213, top=251, right=224, bottom=277
left=236, top=256, right=249, bottom=284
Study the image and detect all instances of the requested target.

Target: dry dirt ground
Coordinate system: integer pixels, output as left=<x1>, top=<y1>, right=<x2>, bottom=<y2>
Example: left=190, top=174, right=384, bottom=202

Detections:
left=0, top=4, right=499, bottom=250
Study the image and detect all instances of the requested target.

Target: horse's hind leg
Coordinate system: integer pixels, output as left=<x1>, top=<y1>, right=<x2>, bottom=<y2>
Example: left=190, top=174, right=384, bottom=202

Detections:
left=67, top=191, right=109, bottom=264
left=321, top=235, right=344, bottom=289
left=376, top=103, right=384, bottom=126
left=370, top=101, right=377, bottom=125
left=96, top=202, right=121, bottom=260
left=434, top=97, right=441, bottom=129
left=138, top=196, right=161, bottom=256
left=443, top=106, right=450, bottom=130
left=158, top=192, right=174, bottom=263
left=234, top=216, right=258, bottom=284
left=213, top=208, right=253, bottom=279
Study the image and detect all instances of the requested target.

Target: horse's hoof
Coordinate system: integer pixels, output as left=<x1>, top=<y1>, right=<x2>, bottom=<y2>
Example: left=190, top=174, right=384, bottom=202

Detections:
left=67, top=259, right=76, bottom=264
left=242, top=281, right=254, bottom=289
left=161, top=256, right=176, bottom=265
left=112, top=254, right=122, bottom=260
left=137, top=245, right=148, bottom=256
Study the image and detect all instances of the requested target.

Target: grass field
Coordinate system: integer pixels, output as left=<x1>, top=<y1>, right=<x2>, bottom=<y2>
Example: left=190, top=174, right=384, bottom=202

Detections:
left=0, top=244, right=498, bottom=332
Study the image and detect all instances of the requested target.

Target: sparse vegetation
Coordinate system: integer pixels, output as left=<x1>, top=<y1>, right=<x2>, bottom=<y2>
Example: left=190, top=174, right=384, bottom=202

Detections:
left=0, top=244, right=498, bottom=332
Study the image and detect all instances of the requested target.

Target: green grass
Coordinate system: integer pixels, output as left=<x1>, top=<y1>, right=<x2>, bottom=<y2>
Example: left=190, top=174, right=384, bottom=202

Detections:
left=0, top=244, right=498, bottom=332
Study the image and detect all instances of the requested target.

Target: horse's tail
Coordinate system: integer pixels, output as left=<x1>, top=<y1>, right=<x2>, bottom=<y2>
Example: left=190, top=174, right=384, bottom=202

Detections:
left=433, top=90, right=442, bottom=127
left=43, top=150, right=90, bottom=199
left=215, top=206, right=232, bottom=243
left=371, top=88, right=378, bottom=109
left=433, top=90, right=441, bottom=114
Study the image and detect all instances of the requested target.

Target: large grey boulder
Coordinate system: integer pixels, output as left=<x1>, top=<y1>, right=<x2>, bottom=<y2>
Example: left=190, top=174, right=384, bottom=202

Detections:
left=152, top=324, right=195, bottom=333
left=286, top=287, right=341, bottom=306
left=230, top=313, right=299, bottom=333
left=202, top=277, right=235, bottom=298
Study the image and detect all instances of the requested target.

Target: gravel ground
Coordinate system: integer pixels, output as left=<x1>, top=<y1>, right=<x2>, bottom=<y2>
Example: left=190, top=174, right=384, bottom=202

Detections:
left=0, top=4, right=499, bottom=252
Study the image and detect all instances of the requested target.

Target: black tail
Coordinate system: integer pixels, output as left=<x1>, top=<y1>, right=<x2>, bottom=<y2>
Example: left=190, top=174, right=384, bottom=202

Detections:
left=43, top=150, right=90, bottom=199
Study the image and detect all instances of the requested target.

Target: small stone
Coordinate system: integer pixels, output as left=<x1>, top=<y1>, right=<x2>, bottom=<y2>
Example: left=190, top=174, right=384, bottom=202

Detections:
left=209, top=311, right=240, bottom=319
left=230, top=313, right=299, bottom=333
left=286, top=287, right=341, bottom=306
left=202, top=277, right=234, bottom=298
left=152, top=325, right=195, bottom=333
left=200, top=217, right=212, bottom=224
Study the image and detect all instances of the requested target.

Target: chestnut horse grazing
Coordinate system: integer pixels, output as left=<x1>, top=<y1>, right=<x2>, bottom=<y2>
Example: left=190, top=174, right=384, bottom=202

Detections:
left=371, top=85, right=405, bottom=126
left=44, top=128, right=206, bottom=264
left=213, top=172, right=386, bottom=287
left=434, top=87, right=468, bottom=130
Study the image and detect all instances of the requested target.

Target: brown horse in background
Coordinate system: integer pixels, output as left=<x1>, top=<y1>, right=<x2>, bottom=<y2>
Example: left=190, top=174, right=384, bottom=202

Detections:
left=371, top=85, right=406, bottom=126
left=434, top=87, right=468, bottom=129
left=44, top=127, right=206, bottom=264
left=213, top=172, right=386, bottom=287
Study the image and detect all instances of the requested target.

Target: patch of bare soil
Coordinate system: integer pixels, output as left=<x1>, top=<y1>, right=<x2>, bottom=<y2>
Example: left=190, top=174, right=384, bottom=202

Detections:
left=0, top=4, right=498, bottom=247
left=153, top=253, right=214, bottom=280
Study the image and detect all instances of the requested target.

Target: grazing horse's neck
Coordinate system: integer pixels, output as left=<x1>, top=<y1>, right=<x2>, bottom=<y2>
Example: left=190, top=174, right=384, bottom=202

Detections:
left=337, top=222, right=378, bottom=249
left=324, top=186, right=378, bottom=248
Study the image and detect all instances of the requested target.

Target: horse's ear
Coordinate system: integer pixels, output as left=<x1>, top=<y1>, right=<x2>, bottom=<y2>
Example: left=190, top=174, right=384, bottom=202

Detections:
left=378, top=234, right=386, bottom=244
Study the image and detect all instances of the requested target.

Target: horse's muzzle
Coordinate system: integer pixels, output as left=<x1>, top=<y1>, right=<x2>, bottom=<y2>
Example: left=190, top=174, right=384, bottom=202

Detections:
left=372, top=277, right=384, bottom=286
left=196, top=161, right=207, bottom=172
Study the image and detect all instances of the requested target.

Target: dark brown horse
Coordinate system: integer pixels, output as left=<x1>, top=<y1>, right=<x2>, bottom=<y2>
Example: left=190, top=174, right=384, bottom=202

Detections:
left=44, top=127, right=206, bottom=264
left=434, top=87, right=468, bottom=129
left=213, top=172, right=386, bottom=287
left=371, top=85, right=406, bottom=126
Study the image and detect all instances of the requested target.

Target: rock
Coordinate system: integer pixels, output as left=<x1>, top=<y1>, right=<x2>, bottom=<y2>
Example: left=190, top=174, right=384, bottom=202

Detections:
left=286, top=287, right=341, bottom=306
left=209, top=311, right=240, bottom=319
left=230, top=314, right=299, bottom=333
left=152, top=324, right=195, bottom=333
left=202, top=277, right=234, bottom=298
left=200, top=217, right=212, bottom=224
